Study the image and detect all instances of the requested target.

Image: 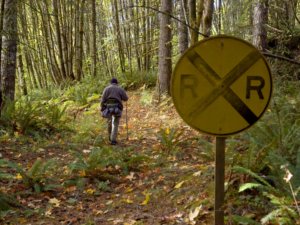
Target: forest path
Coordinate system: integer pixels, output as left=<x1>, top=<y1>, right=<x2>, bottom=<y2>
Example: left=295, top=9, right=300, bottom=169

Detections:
left=1, top=91, right=214, bottom=225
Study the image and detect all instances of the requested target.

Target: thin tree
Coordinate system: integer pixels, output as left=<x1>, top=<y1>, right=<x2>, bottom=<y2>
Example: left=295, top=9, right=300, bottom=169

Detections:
left=253, top=0, right=268, bottom=50
left=178, top=0, right=189, bottom=54
left=91, top=0, right=97, bottom=77
left=1, top=0, right=18, bottom=111
left=0, top=0, right=5, bottom=109
left=203, top=0, right=214, bottom=36
left=157, top=0, right=172, bottom=95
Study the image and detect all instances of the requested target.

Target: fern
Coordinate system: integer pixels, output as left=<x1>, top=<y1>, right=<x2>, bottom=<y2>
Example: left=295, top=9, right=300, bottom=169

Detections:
left=233, top=166, right=279, bottom=194
left=261, top=206, right=298, bottom=225
left=0, top=159, right=14, bottom=180
left=11, top=159, right=59, bottom=193
left=157, top=127, right=184, bottom=154
left=239, top=183, right=264, bottom=192
left=231, top=215, right=261, bottom=225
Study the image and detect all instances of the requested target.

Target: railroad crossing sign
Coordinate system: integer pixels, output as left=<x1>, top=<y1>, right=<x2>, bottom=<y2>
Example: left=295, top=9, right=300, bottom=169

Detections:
left=171, top=35, right=272, bottom=136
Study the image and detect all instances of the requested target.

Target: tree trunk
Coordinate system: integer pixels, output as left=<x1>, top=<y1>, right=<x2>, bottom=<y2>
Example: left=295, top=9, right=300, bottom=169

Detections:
left=0, top=0, right=5, bottom=71
left=188, top=0, right=197, bottom=45
left=112, top=0, right=126, bottom=73
left=253, top=0, right=268, bottom=51
left=0, top=0, right=5, bottom=109
left=157, top=0, right=172, bottom=95
left=74, top=0, right=85, bottom=81
left=17, top=54, right=27, bottom=96
left=203, top=0, right=214, bottom=37
left=53, top=0, right=67, bottom=80
left=1, top=0, right=17, bottom=107
left=91, top=0, right=97, bottom=77
left=178, top=0, right=189, bottom=54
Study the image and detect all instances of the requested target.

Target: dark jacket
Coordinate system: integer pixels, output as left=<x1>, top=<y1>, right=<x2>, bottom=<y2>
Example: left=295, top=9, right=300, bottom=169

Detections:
left=101, top=84, right=128, bottom=111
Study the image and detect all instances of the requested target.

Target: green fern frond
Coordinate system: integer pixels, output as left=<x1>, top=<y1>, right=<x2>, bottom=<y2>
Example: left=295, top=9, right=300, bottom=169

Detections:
left=232, top=215, right=261, bottom=225
left=239, top=183, right=264, bottom=192
left=233, top=166, right=279, bottom=194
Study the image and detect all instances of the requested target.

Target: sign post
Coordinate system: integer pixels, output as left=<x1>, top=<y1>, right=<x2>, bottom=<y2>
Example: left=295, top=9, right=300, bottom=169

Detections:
left=171, top=35, right=272, bottom=225
left=215, top=136, right=225, bottom=225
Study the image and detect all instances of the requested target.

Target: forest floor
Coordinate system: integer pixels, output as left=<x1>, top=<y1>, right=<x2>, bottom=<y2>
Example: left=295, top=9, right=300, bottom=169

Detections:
left=1, top=91, right=217, bottom=225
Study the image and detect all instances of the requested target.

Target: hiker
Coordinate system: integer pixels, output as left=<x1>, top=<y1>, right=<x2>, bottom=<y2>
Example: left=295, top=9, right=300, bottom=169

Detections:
left=100, top=78, right=128, bottom=145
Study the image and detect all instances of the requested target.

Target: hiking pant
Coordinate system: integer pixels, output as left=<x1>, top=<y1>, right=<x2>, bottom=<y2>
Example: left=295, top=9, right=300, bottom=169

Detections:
left=107, top=115, right=121, bottom=142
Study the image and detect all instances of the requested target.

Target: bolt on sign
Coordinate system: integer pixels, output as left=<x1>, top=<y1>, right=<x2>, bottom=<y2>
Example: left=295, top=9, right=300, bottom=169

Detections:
left=171, top=35, right=272, bottom=136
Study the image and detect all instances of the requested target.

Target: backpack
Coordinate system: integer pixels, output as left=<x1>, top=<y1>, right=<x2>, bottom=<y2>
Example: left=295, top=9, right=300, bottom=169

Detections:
left=101, top=98, right=121, bottom=118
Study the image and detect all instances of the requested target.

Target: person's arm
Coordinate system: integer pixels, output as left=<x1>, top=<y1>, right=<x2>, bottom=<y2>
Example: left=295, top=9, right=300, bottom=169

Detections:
left=100, top=88, right=108, bottom=110
left=121, top=89, right=128, bottom=101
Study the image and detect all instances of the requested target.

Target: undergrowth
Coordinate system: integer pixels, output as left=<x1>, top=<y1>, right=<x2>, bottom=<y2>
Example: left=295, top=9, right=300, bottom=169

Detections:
left=226, top=76, right=300, bottom=224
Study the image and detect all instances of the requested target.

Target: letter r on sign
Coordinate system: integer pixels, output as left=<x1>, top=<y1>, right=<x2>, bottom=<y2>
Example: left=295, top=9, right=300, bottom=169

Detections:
left=180, top=74, right=198, bottom=98
left=246, top=76, right=265, bottom=99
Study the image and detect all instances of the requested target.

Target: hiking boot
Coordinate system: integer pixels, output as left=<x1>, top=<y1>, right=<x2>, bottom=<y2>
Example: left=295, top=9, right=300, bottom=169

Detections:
left=111, top=140, right=117, bottom=145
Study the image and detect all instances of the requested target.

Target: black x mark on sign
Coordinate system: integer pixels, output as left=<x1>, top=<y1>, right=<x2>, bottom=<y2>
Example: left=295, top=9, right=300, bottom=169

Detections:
left=186, top=50, right=262, bottom=125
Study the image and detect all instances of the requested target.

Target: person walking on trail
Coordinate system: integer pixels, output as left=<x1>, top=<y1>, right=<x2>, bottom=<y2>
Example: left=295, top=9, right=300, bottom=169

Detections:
left=100, top=78, right=128, bottom=145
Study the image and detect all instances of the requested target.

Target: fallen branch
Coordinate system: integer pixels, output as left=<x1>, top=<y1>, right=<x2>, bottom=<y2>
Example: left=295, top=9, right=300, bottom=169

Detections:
left=262, top=52, right=300, bottom=65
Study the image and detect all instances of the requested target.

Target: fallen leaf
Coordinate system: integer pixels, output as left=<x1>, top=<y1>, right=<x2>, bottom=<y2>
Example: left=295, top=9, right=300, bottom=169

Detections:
left=141, top=192, right=151, bottom=205
left=189, top=205, right=202, bottom=222
left=124, top=198, right=133, bottom=204
left=49, top=198, right=60, bottom=207
left=15, top=173, right=23, bottom=180
left=85, top=188, right=96, bottom=195
left=126, top=172, right=135, bottom=181
left=125, top=187, right=134, bottom=193
left=79, top=170, right=86, bottom=177
left=174, top=181, right=185, bottom=189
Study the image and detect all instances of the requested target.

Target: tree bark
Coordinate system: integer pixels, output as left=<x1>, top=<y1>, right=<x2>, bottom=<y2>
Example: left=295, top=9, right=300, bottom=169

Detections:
left=157, top=0, right=172, bottom=95
left=53, top=0, right=67, bottom=80
left=253, top=0, right=268, bottom=51
left=188, top=0, right=197, bottom=45
left=91, top=0, right=97, bottom=77
left=74, top=0, right=85, bottom=81
left=178, top=0, right=189, bottom=54
left=1, top=0, right=17, bottom=106
left=112, top=0, right=126, bottom=73
left=17, top=54, right=27, bottom=96
left=203, top=0, right=214, bottom=37
left=0, top=0, right=5, bottom=109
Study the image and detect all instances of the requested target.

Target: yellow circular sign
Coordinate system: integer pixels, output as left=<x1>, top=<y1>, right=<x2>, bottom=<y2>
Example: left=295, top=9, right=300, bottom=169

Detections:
left=171, top=35, right=272, bottom=136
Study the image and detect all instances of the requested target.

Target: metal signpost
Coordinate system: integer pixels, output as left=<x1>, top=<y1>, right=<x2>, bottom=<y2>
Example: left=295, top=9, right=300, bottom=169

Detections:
left=171, top=35, right=272, bottom=225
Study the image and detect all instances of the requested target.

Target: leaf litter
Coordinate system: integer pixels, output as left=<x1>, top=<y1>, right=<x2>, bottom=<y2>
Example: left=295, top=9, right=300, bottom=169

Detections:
left=0, top=91, right=214, bottom=224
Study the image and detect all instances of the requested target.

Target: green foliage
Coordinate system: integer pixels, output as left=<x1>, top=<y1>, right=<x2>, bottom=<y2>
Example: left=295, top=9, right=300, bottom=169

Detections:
left=234, top=166, right=279, bottom=194
left=0, top=96, right=68, bottom=136
left=140, top=89, right=153, bottom=106
left=118, top=70, right=157, bottom=90
left=157, top=127, right=184, bottom=155
left=0, top=159, right=14, bottom=180
left=70, top=113, right=104, bottom=145
left=227, top=79, right=300, bottom=190
left=0, top=192, right=17, bottom=211
left=261, top=194, right=299, bottom=225
left=231, top=215, right=260, bottom=225
left=11, top=158, right=60, bottom=193
left=69, top=147, right=149, bottom=178
left=64, top=76, right=106, bottom=105
left=235, top=166, right=300, bottom=224
left=44, top=100, right=68, bottom=127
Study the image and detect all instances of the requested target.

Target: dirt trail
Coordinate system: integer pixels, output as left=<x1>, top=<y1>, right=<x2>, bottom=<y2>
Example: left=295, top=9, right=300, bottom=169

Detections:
left=1, top=91, right=213, bottom=225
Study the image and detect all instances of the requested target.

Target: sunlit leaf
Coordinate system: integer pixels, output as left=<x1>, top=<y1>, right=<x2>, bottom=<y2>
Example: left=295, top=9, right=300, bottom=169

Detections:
left=79, top=170, right=86, bottom=177
left=124, top=198, right=133, bottom=204
left=85, top=188, right=96, bottom=195
left=174, top=181, right=185, bottom=189
left=49, top=198, right=60, bottom=207
left=189, top=205, right=202, bottom=222
left=15, top=173, right=23, bottom=180
left=141, top=192, right=151, bottom=205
